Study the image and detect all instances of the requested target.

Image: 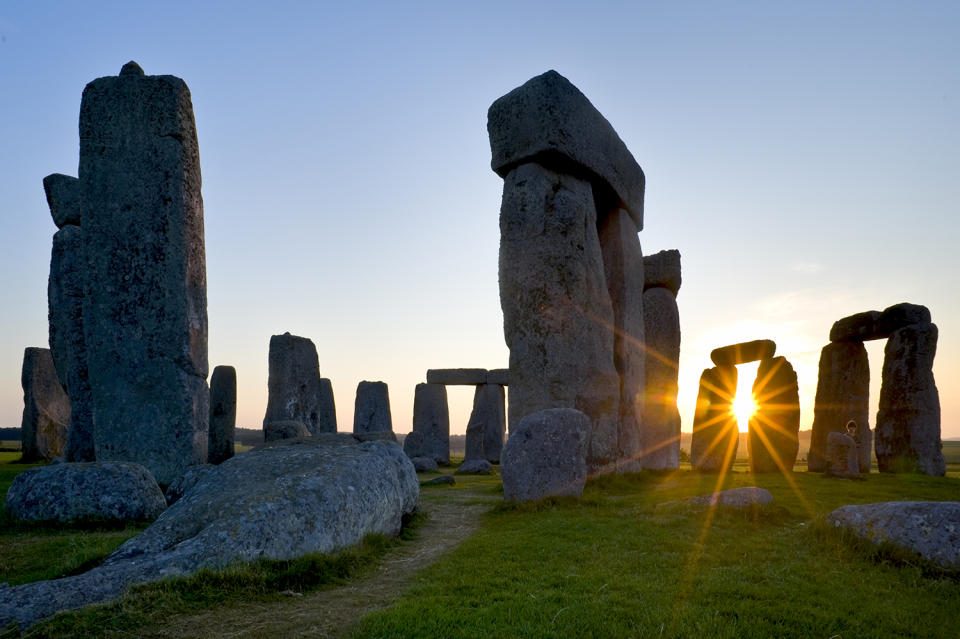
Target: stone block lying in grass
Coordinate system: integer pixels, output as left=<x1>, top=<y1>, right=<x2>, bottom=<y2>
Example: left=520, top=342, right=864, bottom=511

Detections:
left=4, top=461, right=166, bottom=523
left=687, top=487, right=774, bottom=509
left=0, top=436, right=419, bottom=630
left=500, top=408, right=590, bottom=502
left=456, top=459, right=493, bottom=475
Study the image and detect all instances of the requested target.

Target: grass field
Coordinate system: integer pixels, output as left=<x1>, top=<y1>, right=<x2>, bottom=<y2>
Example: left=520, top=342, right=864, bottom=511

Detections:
left=2, top=449, right=959, bottom=637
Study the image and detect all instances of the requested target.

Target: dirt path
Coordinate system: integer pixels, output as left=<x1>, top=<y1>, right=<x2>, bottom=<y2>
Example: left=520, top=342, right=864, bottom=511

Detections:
left=142, top=489, right=492, bottom=638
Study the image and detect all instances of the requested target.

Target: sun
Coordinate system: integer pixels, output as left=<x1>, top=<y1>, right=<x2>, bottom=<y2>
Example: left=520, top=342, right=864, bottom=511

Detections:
left=732, top=391, right=757, bottom=432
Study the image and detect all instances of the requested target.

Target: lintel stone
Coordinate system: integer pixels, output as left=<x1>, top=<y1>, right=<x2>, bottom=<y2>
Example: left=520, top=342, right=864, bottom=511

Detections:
left=426, top=368, right=489, bottom=385
left=710, top=339, right=776, bottom=366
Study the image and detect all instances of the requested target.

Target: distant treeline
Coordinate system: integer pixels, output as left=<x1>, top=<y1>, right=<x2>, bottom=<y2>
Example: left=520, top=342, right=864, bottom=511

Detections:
left=0, top=427, right=20, bottom=441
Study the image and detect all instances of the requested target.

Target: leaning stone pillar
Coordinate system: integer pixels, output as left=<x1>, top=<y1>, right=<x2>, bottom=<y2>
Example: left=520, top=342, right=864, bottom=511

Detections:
left=809, top=342, right=870, bottom=472
left=79, top=62, right=208, bottom=486
left=748, top=356, right=800, bottom=473
left=690, top=365, right=738, bottom=472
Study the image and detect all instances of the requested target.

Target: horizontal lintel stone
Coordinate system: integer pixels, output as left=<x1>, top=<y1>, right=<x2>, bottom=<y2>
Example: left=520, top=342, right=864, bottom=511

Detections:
left=710, top=339, right=776, bottom=366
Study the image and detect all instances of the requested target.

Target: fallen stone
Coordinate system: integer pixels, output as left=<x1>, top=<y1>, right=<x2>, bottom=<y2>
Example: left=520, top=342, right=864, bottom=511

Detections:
left=412, top=383, right=449, bottom=464
left=690, top=366, right=738, bottom=472
left=456, top=459, right=493, bottom=475
left=19, top=347, right=70, bottom=462
left=0, top=437, right=418, bottom=630
left=829, top=310, right=882, bottom=342
left=403, top=431, right=425, bottom=458
left=263, top=333, right=323, bottom=435
left=642, top=249, right=681, bottom=295
left=809, top=342, right=871, bottom=472
left=825, top=432, right=860, bottom=478
left=875, top=302, right=932, bottom=336
left=48, top=225, right=94, bottom=462
left=264, top=420, right=310, bottom=442
left=688, top=487, right=773, bottom=509
left=641, top=286, right=681, bottom=470
left=422, top=474, right=455, bottom=486
left=500, top=408, right=590, bottom=502
left=80, top=62, right=208, bottom=487
left=748, top=357, right=800, bottom=473
left=498, top=162, right=620, bottom=474
left=875, top=323, right=944, bottom=475
left=488, top=70, right=645, bottom=228
left=487, top=368, right=510, bottom=385
left=411, top=456, right=439, bottom=472
left=425, top=368, right=488, bottom=385
left=4, top=461, right=166, bottom=522
left=828, top=501, right=960, bottom=571
left=42, top=173, right=81, bottom=228
left=353, top=381, right=393, bottom=434
left=317, top=378, right=337, bottom=433
left=164, top=464, right=216, bottom=505
left=208, top=365, right=236, bottom=465
left=466, top=384, right=506, bottom=463
left=710, top=340, right=776, bottom=366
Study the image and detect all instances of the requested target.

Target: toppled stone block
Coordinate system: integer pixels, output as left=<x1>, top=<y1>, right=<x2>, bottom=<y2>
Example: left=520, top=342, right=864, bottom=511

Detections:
left=687, top=487, right=773, bottom=509
left=208, top=365, right=236, bottom=464
left=829, top=310, right=882, bottom=342
left=488, top=70, right=645, bottom=227
left=426, top=368, right=489, bottom=385
left=20, top=347, right=70, bottom=462
left=642, top=249, right=681, bottom=295
left=825, top=432, right=860, bottom=478
left=810, top=342, right=871, bottom=472
left=5, top=461, right=166, bottom=522
left=164, top=464, right=216, bottom=505
left=42, top=173, right=81, bottom=228
left=748, top=357, right=800, bottom=473
left=264, top=420, right=310, bottom=442
left=456, top=459, right=493, bottom=475
left=412, top=383, right=449, bottom=464
left=641, top=287, right=681, bottom=470
left=710, top=340, right=776, bottom=366
left=353, top=381, right=393, bottom=434
left=411, top=456, right=439, bottom=472
left=500, top=408, right=590, bottom=502
left=422, top=474, right=455, bottom=486
left=263, top=333, right=323, bottom=434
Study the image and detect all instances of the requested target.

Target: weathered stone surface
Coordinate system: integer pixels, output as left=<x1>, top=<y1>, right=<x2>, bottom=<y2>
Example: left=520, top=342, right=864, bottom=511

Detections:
left=488, top=70, right=645, bottom=228
left=829, top=310, right=882, bottom=342
left=825, top=432, right=860, bottom=478
left=426, top=368, right=488, bottom=385
left=875, top=323, right=944, bottom=475
left=710, top=340, right=776, bottom=366
left=456, top=459, right=493, bottom=475
left=208, top=365, right=236, bottom=465
left=411, top=456, right=439, bottom=472
left=598, top=208, right=645, bottom=473
left=748, top=357, right=800, bottom=473
left=688, top=487, right=773, bottom=509
left=402, top=431, right=425, bottom=458
left=466, top=384, right=506, bottom=463
left=20, top=347, right=70, bottom=462
left=353, top=381, right=393, bottom=434
left=263, top=333, right=322, bottom=435
left=164, top=464, right=215, bottom=505
left=264, top=420, right=310, bottom=442
left=876, top=302, right=931, bottom=336
left=5, top=461, right=166, bottom=522
left=500, top=408, right=590, bottom=502
left=691, top=366, right=738, bottom=472
left=422, top=474, right=455, bottom=486
left=0, top=437, right=418, bottom=629
left=498, top=162, right=620, bottom=474
left=48, top=225, right=94, bottom=462
left=412, top=383, right=449, bottom=464
left=317, top=378, right=337, bottom=433
left=828, top=501, right=960, bottom=571
left=810, top=342, right=871, bottom=472
left=79, top=63, right=208, bottom=486
left=42, top=173, right=81, bottom=228
left=487, top=368, right=510, bottom=385
left=641, top=286, right=681, bottom=470
left=642, top=249, right=681, bottom=295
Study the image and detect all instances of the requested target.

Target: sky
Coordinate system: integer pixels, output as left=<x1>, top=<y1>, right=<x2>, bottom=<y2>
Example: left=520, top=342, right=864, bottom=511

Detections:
left=1, top=1, right=958, bottom=442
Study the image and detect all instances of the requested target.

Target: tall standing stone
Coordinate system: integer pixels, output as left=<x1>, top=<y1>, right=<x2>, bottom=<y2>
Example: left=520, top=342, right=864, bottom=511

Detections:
left=691, top=365, right=738, bottom=472
left=641, top=286, right=682, bottom=469
left=79, top=62, right=208, bottom=486
left=465, top=384, right=506, bottom=463
left=598, top=208, right=645, bottom=472
left=353, top=381, right=393, bottom=434
left=20, top=348, right=71, bottom=462
left=262, top=333, right=323, bottom=434
left=412, top=383, right=449, bottom=464
left=809, top=342, right=870, bottom=472
left=208, top=366, right=236, bottom=465
left=317, top=378, right=337, bottom=433
left=748, top=357, right=800, bottom=473
left=875, top=323, right=944, bottom=475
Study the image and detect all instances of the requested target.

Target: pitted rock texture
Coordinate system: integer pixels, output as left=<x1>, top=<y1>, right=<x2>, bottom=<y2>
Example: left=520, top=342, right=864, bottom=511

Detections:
left=19, top=347, right=70, bottom=462
left=5, top=461, right=166, bottom=522
left=80, top=62, right=208, bottom=487
left=748, top=357, right=800, bottom=473
left=825, top=432, right=860, bottom=478
left=688, top=487, right=773, bottom=509
left=42, top=173, right=81, bottom=228
left=488, top=70, right=645, bottom=227
left=263, top=333, right=323, bottom=434
left=164, top=464, right=216, bottom=505
left=264, top=420, right=310, bottom=442
left=828, top=501, right=960, bottom=571
left=641, top=286, right=681, bottom=470
left=642, top=249, right=681, bottom=295
left=208, top=365, right=236, bottom=464
left=710, top=340, right=776, bottom=366
left=353, top=381, right=393, bottom=434
left=466, top=384, right=506, bottom=463
left=412, top=383, right=449, bottom=464
left=810, top=341, right=871, bottom=472
left=500, top=408, right=590, bottom=503
left=691, top=366, right=738, bottom=472
left=0, top=436, right=419, bottom=630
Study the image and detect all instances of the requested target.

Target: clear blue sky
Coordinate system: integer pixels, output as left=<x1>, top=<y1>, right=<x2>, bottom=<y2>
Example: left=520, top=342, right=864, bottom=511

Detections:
left=1, top=1, right=958, bottom=438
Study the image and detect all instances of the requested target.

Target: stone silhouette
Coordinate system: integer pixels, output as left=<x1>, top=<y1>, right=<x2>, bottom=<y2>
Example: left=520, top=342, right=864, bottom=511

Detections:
left=317, top=378, right=337, bottom=433
left=208, top=366, right=237, bottom=465
left=748, top=357, right=800, bottom=473
left=464, top=384, right=506, bottom=463
left=710, top=340, right=776, bottom=367
left=810, top=341, right=870, bottom=472
left=825, top=430, right=860, bottom=478
left=20, top=348, right=70, bottom=462
left=263, top=333, right=323, bottom=435
left=691, top=365, right=738, bottom=472
left=411, top=383, right=450, bottom=465
left=353, top=381, right=393, bottom=434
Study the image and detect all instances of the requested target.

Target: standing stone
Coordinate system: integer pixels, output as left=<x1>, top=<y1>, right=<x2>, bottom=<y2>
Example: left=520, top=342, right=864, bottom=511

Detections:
left=642, top=249, right=681, bottom=296
left=48, top=224, right=94, bottom=462
left=20, top=348, right=71, bottom=461
left=79, top=62, right=208, bottom=486
left=207, top=366, right=236, bottom=465
left=747, top=357, right=800, bottom=473
left=825, top=432, right=860, bottom=478
left=691, top=365, right=738, bottom=472
left=598, top=208, right=645, bottom=473
left=317, top=378, right=338, bottom=433
left=353, top=381, right=393, bottom=434
left=498, top=162, right=621, bottom=473
left=641, top=286, right=682, bottom=470
left=262, top=333, right=323, bottom=434
left=464, top=418, right=485, bottom=462
left=875, top=323, right=944, bottom=475
left=465, top=384, right=506, bottom=463
left=810, top=342, right=871, bottom=472
left=412, top=383, right=450, bottom=464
